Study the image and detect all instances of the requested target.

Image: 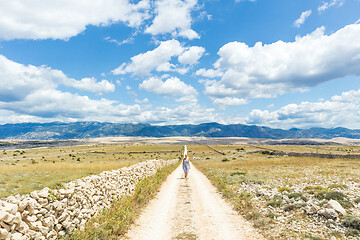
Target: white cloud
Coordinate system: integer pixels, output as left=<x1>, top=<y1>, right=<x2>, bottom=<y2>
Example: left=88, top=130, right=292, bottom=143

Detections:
left=318, top=0, right=344, bottom=12
left=178, top=46, right=205, bottom=65
left=202, top=22, right=360, bottom=99
left=0, top=55, right=216, bottom=125
left=137, top=103, right=218, bottom=125
left=0, top=88, right=141, bottom=121
left=0, top=0, right=151, bottom=40
left=112, top=39, right=204, bottom=76
left=0, top=55, right=114, bottom=103
left=135, top=98, right=149, bottom=104
left=196, top=68, right=224, bottom=78
left=145, top=0, right=199, bottom=40
left=245, top=88, right=360, bottom=129
left=112, top=40, right=183, bottom=76
left=66, top=78, right=115, bottom=93
left=212, top=97, right=248, bottom=107
left=294, top=10, right=312, bottom=28
left=139, top=76, right=197, bottom=97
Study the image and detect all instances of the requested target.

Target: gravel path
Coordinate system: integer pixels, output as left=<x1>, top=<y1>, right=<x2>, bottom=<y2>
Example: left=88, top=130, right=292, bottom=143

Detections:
left=123, top=163, right=264, bottom=240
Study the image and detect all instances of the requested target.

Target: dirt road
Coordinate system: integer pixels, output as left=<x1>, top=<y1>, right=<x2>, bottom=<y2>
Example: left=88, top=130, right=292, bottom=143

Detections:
left=123, top=163, right=264, bottom=240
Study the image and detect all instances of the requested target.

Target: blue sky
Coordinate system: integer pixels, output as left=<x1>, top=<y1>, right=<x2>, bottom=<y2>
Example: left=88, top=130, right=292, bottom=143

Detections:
left=0, top=0, right=360, bottom=129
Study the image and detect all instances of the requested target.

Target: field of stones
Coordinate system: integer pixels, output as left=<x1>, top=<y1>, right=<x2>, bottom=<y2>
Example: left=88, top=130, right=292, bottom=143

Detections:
left=191, top=144, right=360, bottom=239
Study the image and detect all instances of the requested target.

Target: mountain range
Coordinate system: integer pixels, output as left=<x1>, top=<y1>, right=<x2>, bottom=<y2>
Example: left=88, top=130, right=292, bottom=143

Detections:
left=1, top=122, right=360, bottom=140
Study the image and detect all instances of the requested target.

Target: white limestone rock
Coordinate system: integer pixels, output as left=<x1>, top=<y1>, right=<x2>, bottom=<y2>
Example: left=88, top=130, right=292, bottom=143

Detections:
left=0, top=228, right=9, bottom=240
left=10, top=232, right=24, bottom=240
left=318, top=208, right=338, bottom=220
left=0, top=211, right=15, bottom=224
left=323, top=199, right=346, bottom=216
left=3, top=202, right=18, bottom=215
left=37, top=189, right=49, bottom=199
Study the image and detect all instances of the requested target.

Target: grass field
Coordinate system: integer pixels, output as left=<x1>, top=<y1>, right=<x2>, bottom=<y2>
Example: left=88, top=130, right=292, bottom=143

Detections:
left=190, top=144, right=360, bottom=239
left=0, top=143, right=182, bottom=197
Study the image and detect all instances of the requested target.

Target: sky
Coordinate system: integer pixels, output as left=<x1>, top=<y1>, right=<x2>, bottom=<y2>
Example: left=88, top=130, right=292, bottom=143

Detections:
left=0, top=0, right=360, bottom=129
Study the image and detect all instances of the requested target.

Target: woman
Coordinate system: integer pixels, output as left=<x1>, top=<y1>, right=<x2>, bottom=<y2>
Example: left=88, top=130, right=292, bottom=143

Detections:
left=182, top=154, right=190, bottom=179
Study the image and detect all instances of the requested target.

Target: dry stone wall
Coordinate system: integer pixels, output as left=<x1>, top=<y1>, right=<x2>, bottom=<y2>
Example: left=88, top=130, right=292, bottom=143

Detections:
left=0, top=159, right=178, bottom=240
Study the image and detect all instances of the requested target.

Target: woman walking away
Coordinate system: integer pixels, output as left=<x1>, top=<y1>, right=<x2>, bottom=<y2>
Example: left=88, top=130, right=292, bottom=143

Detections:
left=182, top=154, right=190, bottom=179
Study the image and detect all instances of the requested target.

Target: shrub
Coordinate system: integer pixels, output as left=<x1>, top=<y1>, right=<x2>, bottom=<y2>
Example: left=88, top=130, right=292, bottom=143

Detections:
left=326, top=191, right=348, bottom=201
left=230, top=171, right=246, bottom=176
left=222, top=158, right=230, bottom=162
left=278, top=187, right=291, bottom=193
left=266, top=212, right=278, bottom=219
left=303, top=186, right=327, bottom=194
left=315, top=191, right=354, bottom=209
left=283, top=203, right=306, bottom=212
left=354, top=198, right=360, bottom=204
left=342, top=215, right=360, bottom=231
left=328, top=183, right=347, bottom=189
left=345, top=229, right=360, bottom=237
left=266, top=200, right=282, bottom=208
left=288, top=192, right=308, bottom=202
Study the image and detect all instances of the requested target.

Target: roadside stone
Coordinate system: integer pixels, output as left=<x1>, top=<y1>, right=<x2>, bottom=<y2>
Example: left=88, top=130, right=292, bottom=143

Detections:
left=318, top=208, right=338, bottom=220
left=10, top=232, right=23, bottom=240
left=37, top=189, right=49, bottom=199
left=323, top=199, right=346, bottom=216
left=0, top=159, right=176, bottom=239
left=0, top=229, right=9, bottom=240
left=3, top=202, right=18, bottom=215
left=30, top=191, right=39, bottom=200
left=0, top=211, right=15, bottom=224
left=16, top=221, right=29, bottom=234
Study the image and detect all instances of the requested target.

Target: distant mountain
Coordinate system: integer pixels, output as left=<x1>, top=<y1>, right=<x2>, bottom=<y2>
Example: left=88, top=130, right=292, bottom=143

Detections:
left=1, top=122, right=360, bottom=140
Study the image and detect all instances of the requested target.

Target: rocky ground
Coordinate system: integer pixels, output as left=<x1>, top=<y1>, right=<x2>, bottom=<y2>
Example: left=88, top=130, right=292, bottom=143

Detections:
left=0, top=159, right=177, bottom=240
left=236, top=176, right=360, bottom=239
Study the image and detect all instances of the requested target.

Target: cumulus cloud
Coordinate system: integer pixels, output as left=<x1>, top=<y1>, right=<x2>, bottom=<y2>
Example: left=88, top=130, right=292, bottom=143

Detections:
left=0, top=89, right=140, bottom=119
left=245, top=88, right=360, bottom=129
left=318, top=0, right=344, bottom=12
left=137, top=102, right=218, bottom=125
left=139, top=76, right=197, bottom=97
left=145, top=0, right=199, bottom=39
left=294, top=10, right=312, bottom=28
left=202, top=22, right=360, bottom=99
left=0, top=55, right=115, bottom=101
left=212, top=97, right=248, bottom=107
left=178, top=46, right=205, bottom=65
left=112, top=40, right=183, bottom=76
left=66, top=78, right=115, bottom=93
left=112, top=39, right=204, bottom=76
left=0, top=0, right=150, bottom=40
left=196, top=68, right=224, bottom=78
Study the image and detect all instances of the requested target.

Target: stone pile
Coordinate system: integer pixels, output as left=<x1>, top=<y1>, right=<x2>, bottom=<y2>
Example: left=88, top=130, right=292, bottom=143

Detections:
left=0, top=159, right=178, bottom=240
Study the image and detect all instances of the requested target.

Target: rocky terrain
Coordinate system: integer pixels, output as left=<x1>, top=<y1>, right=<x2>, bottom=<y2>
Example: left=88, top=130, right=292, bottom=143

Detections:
left=0, top=159, right=177, bottom=240
left=237, top=178, right=360, bottom=239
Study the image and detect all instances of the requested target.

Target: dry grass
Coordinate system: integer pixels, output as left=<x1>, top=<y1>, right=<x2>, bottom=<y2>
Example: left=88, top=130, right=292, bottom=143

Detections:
left=190, top=144, right=360, bottom=239
left=0, top=143, right=182, bottom=197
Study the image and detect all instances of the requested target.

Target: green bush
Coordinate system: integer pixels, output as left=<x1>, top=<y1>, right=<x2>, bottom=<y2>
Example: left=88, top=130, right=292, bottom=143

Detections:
left=278, top=187, right=291, bottom=193
left=230, top=171, right=246, bottom=176
left=266, top=200, right=282, bottom=208
left=288, top=192, right=308, bottom=202
left=354, top=198, right=360, bottom=204
left=283, top=203, right=306, bottom=212
left=342, top=215, right=360, bottom=231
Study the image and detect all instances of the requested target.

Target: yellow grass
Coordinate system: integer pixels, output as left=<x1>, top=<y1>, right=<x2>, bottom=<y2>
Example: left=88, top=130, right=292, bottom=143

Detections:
left=0, top=143, right=182, bottom=197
